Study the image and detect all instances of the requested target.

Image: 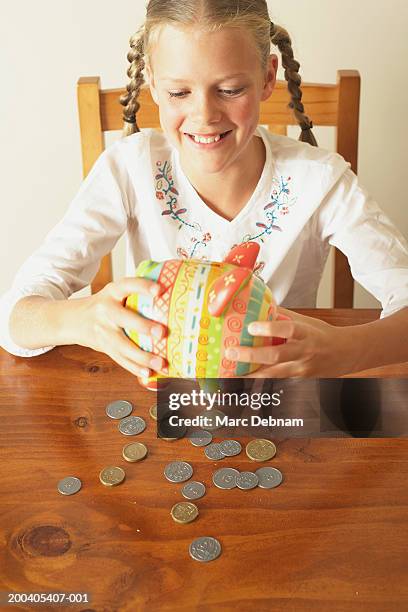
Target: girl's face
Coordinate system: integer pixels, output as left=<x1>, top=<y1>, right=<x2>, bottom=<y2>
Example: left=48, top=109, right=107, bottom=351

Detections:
left=146, top=24, right=277, bottom=177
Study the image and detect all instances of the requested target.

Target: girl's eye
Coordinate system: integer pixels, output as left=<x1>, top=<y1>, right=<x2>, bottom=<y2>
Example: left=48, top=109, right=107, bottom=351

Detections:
left=220, top=88, right=244, bottom=96
left=168, top=88, right=244, bottom=99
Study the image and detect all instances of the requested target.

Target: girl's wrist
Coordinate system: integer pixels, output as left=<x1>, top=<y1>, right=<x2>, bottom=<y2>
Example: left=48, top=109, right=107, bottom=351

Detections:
left=54, top=296, right=94, bottom=348
left=332, top=323, right=366, bottom=376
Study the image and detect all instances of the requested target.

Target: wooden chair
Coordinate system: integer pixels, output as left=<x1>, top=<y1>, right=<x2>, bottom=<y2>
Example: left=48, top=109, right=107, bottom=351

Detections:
left=77, top=70, right=360, bottom=306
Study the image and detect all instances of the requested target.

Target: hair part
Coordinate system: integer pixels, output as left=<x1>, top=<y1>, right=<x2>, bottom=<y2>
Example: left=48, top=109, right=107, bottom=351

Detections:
left=120, top=0, right=317, bottom=147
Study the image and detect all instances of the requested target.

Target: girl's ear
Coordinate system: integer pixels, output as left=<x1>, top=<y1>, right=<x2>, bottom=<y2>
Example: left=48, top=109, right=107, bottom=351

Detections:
left=260, top=53, right=278, bottom=101
left=146, top=64, right=159, bottom=105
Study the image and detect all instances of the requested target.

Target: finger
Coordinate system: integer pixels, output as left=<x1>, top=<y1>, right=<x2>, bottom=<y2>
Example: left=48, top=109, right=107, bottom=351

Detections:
left=109, top=277, right=164, bottom=301
left=225, top=340, right=304, bottom=366
left=114, top=354, right=152, bottom=378
left=113, top=303, right=167, bottom=340
left=120, top=358, right=160, bottom=379
left=243, top=360, right=303, bottom=378
left=116, top=332, right=168, bottom=374
left=247, top=319, right=306, bottom=341
left=275, top=306, right=325, bottom=329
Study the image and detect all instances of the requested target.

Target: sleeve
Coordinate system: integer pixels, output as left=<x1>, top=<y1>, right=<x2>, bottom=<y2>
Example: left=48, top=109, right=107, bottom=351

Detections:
left=316, top=164, right=408, bottom=318
left=0, top=145, right=132, bottom=357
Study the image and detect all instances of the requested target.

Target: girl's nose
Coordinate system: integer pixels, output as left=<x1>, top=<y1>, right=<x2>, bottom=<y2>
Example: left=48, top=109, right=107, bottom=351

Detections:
left=190, top=92, right=222, bottom=125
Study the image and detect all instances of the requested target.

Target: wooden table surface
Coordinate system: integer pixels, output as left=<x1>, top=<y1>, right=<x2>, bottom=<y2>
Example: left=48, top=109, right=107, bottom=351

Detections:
left=1, top=309, right=407, bottom=611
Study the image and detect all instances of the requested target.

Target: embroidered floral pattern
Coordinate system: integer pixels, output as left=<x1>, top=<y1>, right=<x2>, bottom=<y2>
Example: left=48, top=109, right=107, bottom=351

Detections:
left=155, top=160, right=211, bottom=258
left=155, top=159, right=296, bottom=264
left=236, top=176, right=296, bottom=277
left=241, top=176, right=296, bottom=244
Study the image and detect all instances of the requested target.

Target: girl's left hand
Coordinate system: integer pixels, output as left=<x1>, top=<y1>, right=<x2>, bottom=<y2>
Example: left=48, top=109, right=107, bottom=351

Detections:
left=224, top=307, right=359, bottom=377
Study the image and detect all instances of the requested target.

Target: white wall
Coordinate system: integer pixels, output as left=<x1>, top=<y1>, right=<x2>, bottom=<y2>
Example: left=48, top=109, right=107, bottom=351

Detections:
left=1, top=0, right=407, bottom=308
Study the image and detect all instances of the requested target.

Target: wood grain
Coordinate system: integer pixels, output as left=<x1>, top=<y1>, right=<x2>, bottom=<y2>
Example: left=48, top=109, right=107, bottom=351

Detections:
left=1, top=309, right=407, bottom=611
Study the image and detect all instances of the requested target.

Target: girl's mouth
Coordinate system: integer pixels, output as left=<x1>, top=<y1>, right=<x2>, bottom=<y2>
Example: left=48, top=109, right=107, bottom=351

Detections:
left=184, top=130, right=232, bottom=147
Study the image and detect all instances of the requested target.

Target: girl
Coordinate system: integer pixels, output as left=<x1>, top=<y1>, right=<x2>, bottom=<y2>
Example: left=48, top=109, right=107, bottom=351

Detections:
left=1, top=0, right=408, bottom=379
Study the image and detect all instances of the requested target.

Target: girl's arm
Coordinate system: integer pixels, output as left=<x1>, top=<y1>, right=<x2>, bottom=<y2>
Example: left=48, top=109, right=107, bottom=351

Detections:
left=346, top=305, right=408, bottom=371
left=8, top=280, right=167, bottom=379
left=0, top=145, right=129, bottom=357
left=1, top=140, right=167, bottom=378
left=9, top=295, right=87, bottom=350
left=226, top=306, right=408, bottom=378
left=226, top=166, right=408, bottom=377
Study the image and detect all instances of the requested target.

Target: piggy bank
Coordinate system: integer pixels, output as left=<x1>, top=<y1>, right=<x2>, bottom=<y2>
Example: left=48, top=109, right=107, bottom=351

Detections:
left=124, top=242, right=281, bottom=390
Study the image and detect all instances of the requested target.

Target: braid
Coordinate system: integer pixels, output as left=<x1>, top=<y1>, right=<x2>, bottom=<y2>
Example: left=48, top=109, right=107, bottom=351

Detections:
left=120, top=30, right=145, bottom=137
left=270, top=22, right=318, bottom=147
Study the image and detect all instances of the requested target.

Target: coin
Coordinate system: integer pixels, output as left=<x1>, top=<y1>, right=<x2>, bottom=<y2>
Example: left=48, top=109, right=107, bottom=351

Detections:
left=189, top=430, right=213, bottom=447
left=149, top=404, right=157, bottom=421
left=202, top=409, right=226, bottom=431
left=57, top=476, right=81, bottom=496
left=204, top=443, right=225, bottom=461
left=164, top=461, right=193, bottom=483
left=246, top=439, right=277, bottom=462
left=99, top=466, right=126, bottom=487
left=181, top=481, right=206, bottom=500
left=122, top=442, right=148, bottom=463
left=149, top=402, right=169, bottom=421
left=118, top=415, right=146, bottom=436
left=255, top=467, right=283, bottom=489
left=236, top=471, right=259, bottom=490
left=189, top=536, right=221, bottom=562
left=219, top=440, right=242, bottom=457
left=213, top=467, right=239, bottom=489
left=171, top=502, right=199, bottom=524
left=158, top=412, right=187, bottom=440
left=106, top=400, right=133, bottom=419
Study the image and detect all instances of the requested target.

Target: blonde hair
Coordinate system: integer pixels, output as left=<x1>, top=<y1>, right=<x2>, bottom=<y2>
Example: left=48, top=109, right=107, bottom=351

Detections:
left=120, top=0, right=317, bottom=147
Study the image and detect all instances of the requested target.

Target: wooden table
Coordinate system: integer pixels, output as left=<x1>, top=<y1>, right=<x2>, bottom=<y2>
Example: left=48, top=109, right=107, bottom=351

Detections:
left=1, top=309, right=407, bottom=611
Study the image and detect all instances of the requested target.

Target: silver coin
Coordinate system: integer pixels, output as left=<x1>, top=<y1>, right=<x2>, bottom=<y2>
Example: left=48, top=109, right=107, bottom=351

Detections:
left=219, top=440, right=242, bottom=457
left=255, top=467, right=284, bottom=489
left=118, top=415, right=146, bottom=436
left=106, top=400, right=133, bottom=419
left=204, top=443, right=225, bottom=461
left=189, top=430, right=213, bottom=447
left=182, top=481, right=206, bottom=500
left=189, top=536, right=221, bottom=562
left=57, top=476, right=82, bottom=496
left=164, top=461, right=193, bottom=483
left=158, top=416, right=187, bottom=440
left=236, top=471, right=259, bottom=490
left=213, top=468, right=239, bottom=489
left=201, top=409, right=226, bottom=431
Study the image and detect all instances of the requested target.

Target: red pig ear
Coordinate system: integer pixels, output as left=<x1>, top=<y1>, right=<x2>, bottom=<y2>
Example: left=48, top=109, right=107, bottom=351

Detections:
left=207, top=268, right=252, bottom=317
left=223, top=241, right=260, bottom=270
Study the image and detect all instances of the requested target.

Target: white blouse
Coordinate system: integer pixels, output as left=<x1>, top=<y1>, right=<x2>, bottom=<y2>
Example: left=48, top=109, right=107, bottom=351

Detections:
left=1, top=126, right=408, bottom=357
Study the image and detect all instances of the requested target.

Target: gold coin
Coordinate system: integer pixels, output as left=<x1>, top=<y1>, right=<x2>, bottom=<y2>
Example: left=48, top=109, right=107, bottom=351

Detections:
left=246, top=439, right=277, bottom=462
left=171, top=502, right=199, bottom=524
left=122, top=442, right=148, bottom=463
left=99, top=466, right=126, bottom=486
left=149, top=404, right=157, bottom=421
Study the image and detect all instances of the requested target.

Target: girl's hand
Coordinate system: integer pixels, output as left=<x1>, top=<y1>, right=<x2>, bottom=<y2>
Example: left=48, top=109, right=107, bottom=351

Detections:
left=78, top=277, right=168, bottom=378
left=225, top=307, right=359, bottom=377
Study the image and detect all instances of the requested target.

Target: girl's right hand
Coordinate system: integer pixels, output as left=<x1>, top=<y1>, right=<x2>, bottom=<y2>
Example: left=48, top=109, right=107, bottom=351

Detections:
left=78, top=277, right=167, bottom=378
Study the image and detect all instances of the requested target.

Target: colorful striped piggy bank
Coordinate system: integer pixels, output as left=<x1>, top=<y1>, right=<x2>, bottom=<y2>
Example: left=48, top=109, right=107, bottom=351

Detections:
left=125, top=242, right=280, bottom=390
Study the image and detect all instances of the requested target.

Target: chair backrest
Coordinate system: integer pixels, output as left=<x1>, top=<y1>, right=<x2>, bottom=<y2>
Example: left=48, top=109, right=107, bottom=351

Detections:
left=77, top=70, right=360, bottom=306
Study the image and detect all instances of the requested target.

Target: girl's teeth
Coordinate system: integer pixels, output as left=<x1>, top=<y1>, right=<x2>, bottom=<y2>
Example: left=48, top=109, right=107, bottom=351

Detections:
left=192, top=134, right=221, bottom=144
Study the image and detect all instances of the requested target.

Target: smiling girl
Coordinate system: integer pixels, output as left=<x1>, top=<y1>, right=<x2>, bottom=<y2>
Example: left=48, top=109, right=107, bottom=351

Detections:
left=1, top=0, right=408, bottom=378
